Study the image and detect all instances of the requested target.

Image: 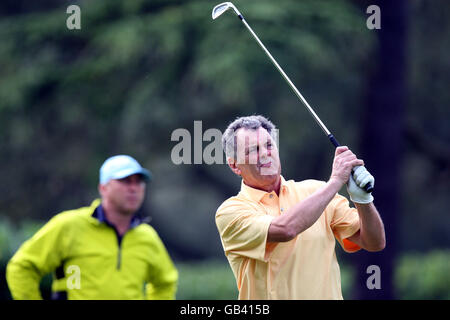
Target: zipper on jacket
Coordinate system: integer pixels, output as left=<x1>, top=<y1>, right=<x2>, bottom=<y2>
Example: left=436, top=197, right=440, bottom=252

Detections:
left=116, top=233, right=123, bottom=270
left=117, top=244, right=122, bottom=270
left=94, top=205, right=138, bottom=271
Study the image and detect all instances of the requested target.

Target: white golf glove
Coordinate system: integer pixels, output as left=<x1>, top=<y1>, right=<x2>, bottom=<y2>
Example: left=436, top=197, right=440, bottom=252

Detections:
left=347, top=166, right=375, bottom=204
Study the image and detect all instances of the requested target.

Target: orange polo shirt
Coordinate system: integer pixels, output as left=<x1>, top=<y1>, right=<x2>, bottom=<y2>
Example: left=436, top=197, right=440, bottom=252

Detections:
left=215, top=176, right=361, bottom=300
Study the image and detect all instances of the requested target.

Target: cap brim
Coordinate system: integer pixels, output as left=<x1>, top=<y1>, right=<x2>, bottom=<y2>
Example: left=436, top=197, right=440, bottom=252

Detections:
left=110, top=168, right=152, bottom=182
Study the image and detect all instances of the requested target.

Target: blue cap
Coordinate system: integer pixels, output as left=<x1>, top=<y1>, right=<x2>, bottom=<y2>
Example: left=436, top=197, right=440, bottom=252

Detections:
left=99, top=155, right=152, bottom=184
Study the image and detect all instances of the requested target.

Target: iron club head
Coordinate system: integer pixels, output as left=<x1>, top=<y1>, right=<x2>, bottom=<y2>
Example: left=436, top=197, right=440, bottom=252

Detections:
left=212, top=2, right=241, bottom=20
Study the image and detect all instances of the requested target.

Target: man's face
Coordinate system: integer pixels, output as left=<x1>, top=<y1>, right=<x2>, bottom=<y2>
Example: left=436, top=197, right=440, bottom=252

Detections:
left=229, top=127, right=281, bottom=189
left=99, top=174, right=146, bottom=215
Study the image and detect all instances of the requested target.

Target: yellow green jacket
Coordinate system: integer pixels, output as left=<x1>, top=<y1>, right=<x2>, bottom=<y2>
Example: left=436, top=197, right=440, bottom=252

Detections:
left=6, top=199, right=178, bottom=300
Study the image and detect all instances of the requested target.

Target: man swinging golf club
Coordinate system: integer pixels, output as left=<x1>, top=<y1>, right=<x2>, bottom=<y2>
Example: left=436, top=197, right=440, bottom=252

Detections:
left=213, top=4, right=384, bottom=299
left=215, top=115, right=385, bottom=299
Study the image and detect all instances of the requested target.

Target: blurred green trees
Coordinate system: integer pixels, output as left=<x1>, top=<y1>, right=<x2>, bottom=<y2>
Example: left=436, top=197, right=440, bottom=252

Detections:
left=0, top=0, right=376, bottom=259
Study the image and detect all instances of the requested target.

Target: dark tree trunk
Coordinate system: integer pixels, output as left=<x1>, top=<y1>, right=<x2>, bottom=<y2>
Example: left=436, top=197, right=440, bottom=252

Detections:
left=351, top=0, right=407, bottom=299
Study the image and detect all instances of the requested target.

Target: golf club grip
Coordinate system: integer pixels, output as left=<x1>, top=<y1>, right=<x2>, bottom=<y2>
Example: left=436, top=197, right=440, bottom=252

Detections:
left=327, top=134, right=374, bottom=193
left=363, top=182, right=374, bottom=193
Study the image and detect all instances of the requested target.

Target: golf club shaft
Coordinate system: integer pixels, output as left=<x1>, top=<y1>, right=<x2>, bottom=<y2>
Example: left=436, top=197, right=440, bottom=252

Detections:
left=236, top=14, right=374, bottom=193
left=238, top=16, right=331, bottom=138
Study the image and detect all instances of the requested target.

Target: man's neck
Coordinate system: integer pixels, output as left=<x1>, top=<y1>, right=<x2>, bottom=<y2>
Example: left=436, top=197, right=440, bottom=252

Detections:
left=101, top=202, right=133, bottom=236
left=244, top=175, right=282, bottom=196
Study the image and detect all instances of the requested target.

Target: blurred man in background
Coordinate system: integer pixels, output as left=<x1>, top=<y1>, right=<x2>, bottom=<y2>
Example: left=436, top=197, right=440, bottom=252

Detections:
left=216, top=115, right=385, bottom=299
left=7, top=155, right=178, bottom=300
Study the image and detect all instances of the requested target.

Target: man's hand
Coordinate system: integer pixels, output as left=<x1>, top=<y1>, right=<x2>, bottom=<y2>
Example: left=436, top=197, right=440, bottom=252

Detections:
left=330, top=146, right=364, bottom=187
left=329, top=146, right=374, bottom=204
left=347, top=166, right=375, bottom=204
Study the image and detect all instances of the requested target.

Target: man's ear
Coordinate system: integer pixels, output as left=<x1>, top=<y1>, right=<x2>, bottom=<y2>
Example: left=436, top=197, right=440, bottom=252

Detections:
left=227, top=157, right=241, bottom=176
left=98, top=183, right=106, bottom=197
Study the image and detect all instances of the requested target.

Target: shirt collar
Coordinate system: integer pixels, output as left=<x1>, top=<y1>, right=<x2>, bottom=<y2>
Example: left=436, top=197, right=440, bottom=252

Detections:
left=92, top=204, right=147, bottom=229
left=239, top=175, right=288, bottom=202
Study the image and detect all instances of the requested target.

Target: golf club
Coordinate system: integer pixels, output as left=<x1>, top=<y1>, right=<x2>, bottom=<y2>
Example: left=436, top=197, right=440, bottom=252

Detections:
left=212, top=2, right=374, bottom=193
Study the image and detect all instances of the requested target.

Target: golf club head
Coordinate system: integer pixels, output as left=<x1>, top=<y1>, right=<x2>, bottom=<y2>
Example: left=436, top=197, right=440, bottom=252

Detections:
left=212, top=2, right=241, bottom=20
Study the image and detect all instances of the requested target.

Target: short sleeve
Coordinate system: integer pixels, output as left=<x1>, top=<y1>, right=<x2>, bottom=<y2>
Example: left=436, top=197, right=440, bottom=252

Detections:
left=329, top=193, right=361, bottom=253
left=216, top=200, right=274, bottom=262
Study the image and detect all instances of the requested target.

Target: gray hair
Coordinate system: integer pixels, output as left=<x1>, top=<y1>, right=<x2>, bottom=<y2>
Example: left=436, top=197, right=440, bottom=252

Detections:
left=222, top=115, right=277, bottom=159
